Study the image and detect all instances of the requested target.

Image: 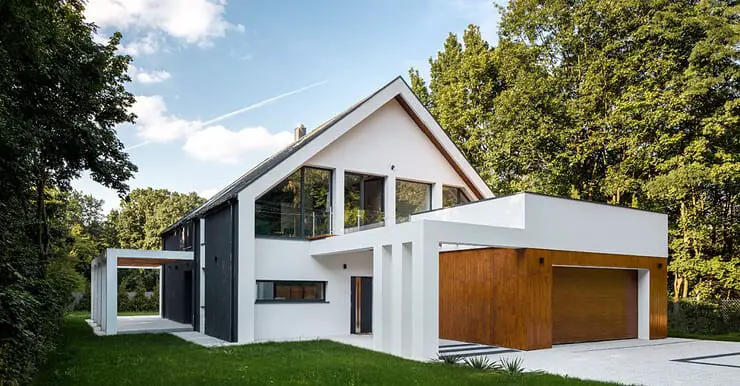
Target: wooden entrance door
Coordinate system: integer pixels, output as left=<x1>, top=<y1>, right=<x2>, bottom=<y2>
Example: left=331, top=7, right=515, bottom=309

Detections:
left=350, top=276, right=372, bottom=334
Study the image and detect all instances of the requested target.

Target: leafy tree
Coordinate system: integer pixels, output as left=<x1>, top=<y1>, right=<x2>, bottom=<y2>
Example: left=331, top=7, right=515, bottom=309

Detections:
left=0, top=0, right=136, bottom=383
left=112, top=188, right=205, bottom=250
left=412, top=0, right=740, bottom=299
left=410, top=25, right=505, bottom=177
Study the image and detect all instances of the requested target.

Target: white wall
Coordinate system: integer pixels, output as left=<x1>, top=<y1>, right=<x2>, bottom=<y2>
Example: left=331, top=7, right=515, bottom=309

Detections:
left=412, top=193, right=667, bottom=258
left=411, top=194, right=526, bottom=229
left=523, top=194, right=668, bottom=258
left=254, top=238, right=372, bottom=341
left=308, top=99, right=470, bottom=193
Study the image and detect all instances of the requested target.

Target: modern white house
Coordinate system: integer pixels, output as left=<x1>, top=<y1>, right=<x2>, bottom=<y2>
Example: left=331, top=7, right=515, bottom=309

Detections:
left=91, top=76, right=669, bottom=360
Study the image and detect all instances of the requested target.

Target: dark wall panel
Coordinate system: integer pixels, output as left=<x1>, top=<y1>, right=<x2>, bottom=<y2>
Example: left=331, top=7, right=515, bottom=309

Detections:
left=162, top=260, right=193, bottom=324
left=192, top=220, right=201, bottom=332
left=204, top=204, right=236, bottom=342
left=162, top=222, right=196, bottom=326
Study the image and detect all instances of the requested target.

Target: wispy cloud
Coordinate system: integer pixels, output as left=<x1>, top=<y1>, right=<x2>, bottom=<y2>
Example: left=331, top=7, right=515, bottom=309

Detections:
left=124, top=80, right=328, bottom=151
left=202, top=80, right=327, bottom=126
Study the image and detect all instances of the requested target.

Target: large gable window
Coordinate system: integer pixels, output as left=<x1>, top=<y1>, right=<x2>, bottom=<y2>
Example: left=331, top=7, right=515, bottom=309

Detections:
left=396, top=180, right=431, bottom=223
left=255, top=167, right=332, bottom=238
left=443, top=185, right=470, bottom=208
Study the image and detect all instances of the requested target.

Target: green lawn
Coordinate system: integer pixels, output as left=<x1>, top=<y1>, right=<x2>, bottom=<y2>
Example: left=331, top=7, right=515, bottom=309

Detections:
left=36, top=315, right=613, bottom=386
left=669, top=330, right=740, bottom=342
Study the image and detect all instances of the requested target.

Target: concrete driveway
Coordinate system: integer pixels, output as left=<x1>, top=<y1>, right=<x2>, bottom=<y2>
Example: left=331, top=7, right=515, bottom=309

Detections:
left=484, top=338, right=740, bottom=385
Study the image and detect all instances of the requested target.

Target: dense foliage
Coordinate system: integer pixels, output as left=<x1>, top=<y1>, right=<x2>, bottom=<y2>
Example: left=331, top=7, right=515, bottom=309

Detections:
left=411, top=0, right=740, bottom=300
left=668, top=299, right=740, bottom=334
left=0, top=0, right=137, bottom=383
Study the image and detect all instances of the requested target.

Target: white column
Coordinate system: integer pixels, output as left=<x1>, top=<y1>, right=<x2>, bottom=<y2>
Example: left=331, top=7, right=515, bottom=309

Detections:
left=385, top=172, right=396, bottom=227
left=638, top=269, right=650, bottom=339
left=90, top=261, right=95, bottom=323
left=372, top=245, right=386, bottom=351
left=410, top=225, right=439, bottom=360
left=101, top=259, right=107, bottom=331
left=105, top=249, right=118, bottom=335
left=333, top=168, right=345, bottom=235
left=199, top=217, right=206, bottom=333
left=401, top=242, right=413, bottom=357
left=237, top=190, right=256, bottom=343
left=432, top=183, right=443, bottom=210
left=159, top=266, right=163, bottom=317
left=390, top=242, right=404, bottom=355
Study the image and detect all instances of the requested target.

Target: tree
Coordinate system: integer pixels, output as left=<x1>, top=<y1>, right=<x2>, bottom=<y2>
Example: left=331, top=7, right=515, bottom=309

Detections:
left=409, top=25, right=505, bottom=178
left=112, top=188, right=205, bottom=250
left=0, top=0, right=136, bottom=382
left=107, top=188, right=205, bottom=292
left=412, top=0, right=740, bottom=299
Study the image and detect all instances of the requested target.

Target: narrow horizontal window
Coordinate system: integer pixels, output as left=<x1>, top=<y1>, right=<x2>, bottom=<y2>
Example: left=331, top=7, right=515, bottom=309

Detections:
left=256, top=280, right=327, bottom=302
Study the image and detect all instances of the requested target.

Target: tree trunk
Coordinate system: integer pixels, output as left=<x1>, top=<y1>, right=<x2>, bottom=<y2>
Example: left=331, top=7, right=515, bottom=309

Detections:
left=36, top=173, right=49, bottom=261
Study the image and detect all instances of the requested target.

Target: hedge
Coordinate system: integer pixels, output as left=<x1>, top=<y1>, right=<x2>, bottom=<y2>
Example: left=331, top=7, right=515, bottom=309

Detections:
left=668, top=299, right=740, bottom=335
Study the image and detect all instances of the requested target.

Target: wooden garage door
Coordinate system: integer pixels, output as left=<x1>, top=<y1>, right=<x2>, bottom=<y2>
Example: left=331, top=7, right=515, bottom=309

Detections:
left=552, top=267, right=637, bottom=344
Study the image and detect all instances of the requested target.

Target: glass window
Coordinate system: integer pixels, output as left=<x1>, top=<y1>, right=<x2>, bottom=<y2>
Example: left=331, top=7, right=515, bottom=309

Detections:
left=303, top=168, right=332, bottom=237
left=396, top=180, right=431, bottom=223
left=255, top=167, right=332, bottom=238
left=255, top=170, right=301, bottom=237
left=443, top=186, right=470, bottom=208
left=344, top=172, right=385, bottom=232
left=256, top=281, right=326, bottom=302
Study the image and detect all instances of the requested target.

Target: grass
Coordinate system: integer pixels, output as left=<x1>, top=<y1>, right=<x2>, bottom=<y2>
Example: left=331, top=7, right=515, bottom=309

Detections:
left=669, top=329, right=740, bottom=342
left=35, top=315, right=615, bottom=386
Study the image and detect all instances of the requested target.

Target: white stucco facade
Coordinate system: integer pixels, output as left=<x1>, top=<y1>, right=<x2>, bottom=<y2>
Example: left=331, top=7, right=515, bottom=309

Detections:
left=176, top=77, right=669, bottom=361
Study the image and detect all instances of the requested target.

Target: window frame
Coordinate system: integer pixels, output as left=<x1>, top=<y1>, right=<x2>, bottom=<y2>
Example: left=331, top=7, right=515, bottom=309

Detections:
left=255, top=280, right=328, bottom=303
left=254, top=166, right=333, bottom=239
left=395, top=178, right=433, bottom=223
left=344, top=171, right=386, bottom=232
left=442, top=185, right=471, bottom=208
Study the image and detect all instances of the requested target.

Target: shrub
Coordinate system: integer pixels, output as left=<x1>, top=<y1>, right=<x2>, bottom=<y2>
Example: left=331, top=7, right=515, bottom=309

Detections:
left=669, top=299, right=740, bottom=334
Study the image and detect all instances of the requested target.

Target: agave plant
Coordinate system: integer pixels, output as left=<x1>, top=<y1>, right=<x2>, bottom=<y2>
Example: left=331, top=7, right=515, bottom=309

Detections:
left=436, top=353, right=464, bottom=364
left=498, top=357, right=525, bottom=375
left=463, top=356, right=500, bottom=370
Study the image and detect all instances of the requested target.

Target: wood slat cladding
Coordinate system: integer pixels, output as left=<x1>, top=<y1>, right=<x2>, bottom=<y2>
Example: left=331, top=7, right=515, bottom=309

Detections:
left=439, top=248, right=551, bottom=350
left=551, top=267, right=638, bottom=344
left=439, top=247, right=667, bottom=351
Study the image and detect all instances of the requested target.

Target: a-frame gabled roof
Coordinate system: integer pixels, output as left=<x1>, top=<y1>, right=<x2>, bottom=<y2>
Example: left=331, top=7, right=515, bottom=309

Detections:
left=163, top=76, right=492, bottom=234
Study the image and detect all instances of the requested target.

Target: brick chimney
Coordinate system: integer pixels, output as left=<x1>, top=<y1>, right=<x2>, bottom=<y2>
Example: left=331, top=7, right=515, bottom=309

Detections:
left=294, top=124, right=306, bottom=141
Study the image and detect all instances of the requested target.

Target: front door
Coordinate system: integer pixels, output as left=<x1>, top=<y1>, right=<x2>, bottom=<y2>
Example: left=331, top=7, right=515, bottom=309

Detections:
left=350, top=276, right=372, bottom=334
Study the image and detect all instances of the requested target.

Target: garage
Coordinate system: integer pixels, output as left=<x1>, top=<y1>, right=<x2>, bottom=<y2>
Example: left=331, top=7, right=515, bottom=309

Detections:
left=552, top=267, right=638, bottom=344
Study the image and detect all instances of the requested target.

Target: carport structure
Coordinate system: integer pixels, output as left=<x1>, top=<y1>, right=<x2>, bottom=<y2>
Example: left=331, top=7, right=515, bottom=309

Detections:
left=90, top=248, right=193, bottom=335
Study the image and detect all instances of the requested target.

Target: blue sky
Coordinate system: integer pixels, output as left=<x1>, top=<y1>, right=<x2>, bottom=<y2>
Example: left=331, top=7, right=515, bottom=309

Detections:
left=80, top=0, right=502, bottom=212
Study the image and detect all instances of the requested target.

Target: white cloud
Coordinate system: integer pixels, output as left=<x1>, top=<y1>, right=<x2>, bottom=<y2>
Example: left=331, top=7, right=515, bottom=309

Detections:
left=85, top=0, right=242, bottom=51
left=131, top=96, right=202, bottom=143
left=129, top=65, right=171, bottom=84
left=183, top=126, right=292, bottom=163
left=199, top=188, right=221, bottom=199
left=119, top=33, right=162, bottom=56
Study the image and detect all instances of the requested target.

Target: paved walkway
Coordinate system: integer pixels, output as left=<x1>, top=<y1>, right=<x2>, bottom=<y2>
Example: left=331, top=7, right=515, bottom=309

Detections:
left=477, top=338, right=740, bottom=385
left=86, top=315, right=191, bottom=335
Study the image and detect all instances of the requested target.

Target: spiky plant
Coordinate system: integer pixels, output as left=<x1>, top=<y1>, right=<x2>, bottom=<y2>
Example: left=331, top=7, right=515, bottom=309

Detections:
left=498, top=357, right=525, bottom=375
left=436, top=353, right=464, bottom=364
left=463, top=356, right=500, bottom=370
